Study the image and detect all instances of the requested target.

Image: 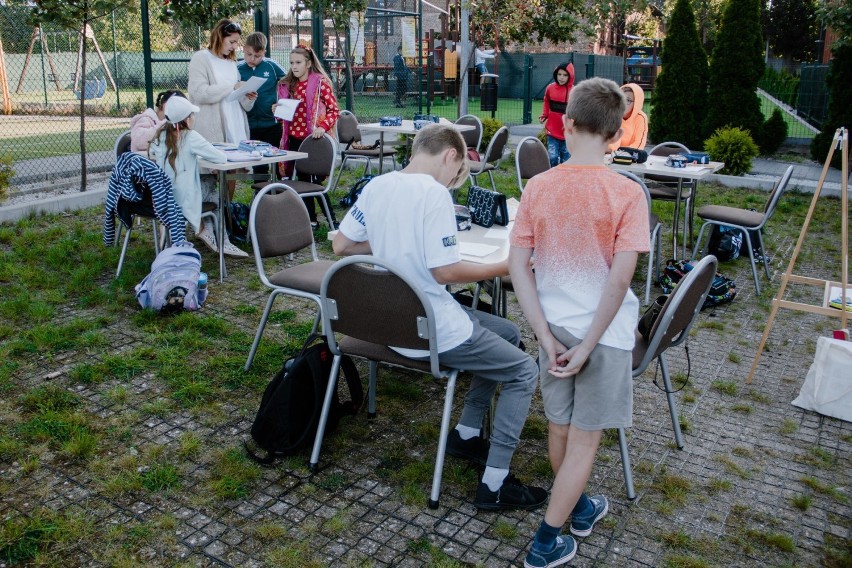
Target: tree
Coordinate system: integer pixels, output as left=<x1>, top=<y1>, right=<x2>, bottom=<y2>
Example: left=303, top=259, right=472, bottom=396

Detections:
left=810, top=2, right=852, bottom=164
left=704, top=0, right=764, bottom=141
left=767, top=0, right=818, bottom=64
left=649, top=0, right=708, bottom=149
left=30, top=0, right=133, bottom=191
left=159, top=0, right=259, bottom=31
left=469, top=0, right=587, bottom=46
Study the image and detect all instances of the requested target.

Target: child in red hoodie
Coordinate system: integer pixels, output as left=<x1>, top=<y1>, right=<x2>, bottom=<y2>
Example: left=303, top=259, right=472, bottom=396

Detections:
left=539, top=62, right=575, bottom=167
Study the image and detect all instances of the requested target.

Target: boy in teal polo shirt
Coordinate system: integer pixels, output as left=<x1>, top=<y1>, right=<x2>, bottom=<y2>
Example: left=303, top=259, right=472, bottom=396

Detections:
left=238, top=32, right=287, bottom=174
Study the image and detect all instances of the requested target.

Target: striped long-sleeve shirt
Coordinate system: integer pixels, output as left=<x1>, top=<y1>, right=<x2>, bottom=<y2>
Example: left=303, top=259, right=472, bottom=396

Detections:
left=104, top=152, right=185, bottom=246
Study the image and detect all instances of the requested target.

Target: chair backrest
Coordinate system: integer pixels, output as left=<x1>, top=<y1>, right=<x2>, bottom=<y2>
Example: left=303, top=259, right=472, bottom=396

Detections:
left=762, top=165, right=794, bottom=220
left=455, top=114, right=483, bottom=152
left=321, top=255, right=444, bottom=378
left=483, top=126, right=509, bottom=164
left=635, top=255, right=718, bottom=374
left=515, top=136, right=550, bottom=192
left=249, top=183, right=317, bottom=265
left=616, top=170, right=657, bottom=229
left=295, top=133, right=337, bottom=179
left=337, top=110, right=361, bottom=145
left=115, top=129, right=132, bottom=158
left=650, top=141, right=690, bottom=157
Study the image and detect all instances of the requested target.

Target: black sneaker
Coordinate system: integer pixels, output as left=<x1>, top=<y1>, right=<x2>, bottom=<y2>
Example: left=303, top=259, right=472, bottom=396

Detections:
left=474, top=474, right=548, bottom=511
left=446, top=429, right=489, bottom=466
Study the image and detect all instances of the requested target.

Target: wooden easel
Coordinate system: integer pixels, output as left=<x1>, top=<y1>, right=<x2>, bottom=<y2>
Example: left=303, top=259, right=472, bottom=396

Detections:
left=747, top=127, right=849, bottom=383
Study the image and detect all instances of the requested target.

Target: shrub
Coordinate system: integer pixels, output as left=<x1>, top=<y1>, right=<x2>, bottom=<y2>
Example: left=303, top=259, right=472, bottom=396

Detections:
left=757, top=67, right=799, bottom=107
left=0, top=155, right=13, bottom=202
left=704, top=126, right=759, bottom=176
left=757, top=109, right=788, bottom=155
left=811, top=44, right=852, bottom=167
left=481, top=117, right=503, bottom=150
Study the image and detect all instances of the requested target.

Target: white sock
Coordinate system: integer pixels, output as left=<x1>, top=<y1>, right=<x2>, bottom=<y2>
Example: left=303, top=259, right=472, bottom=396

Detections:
left=455, top=424, right=480, bottom=440
left=482, top=467, right=509, bottom=492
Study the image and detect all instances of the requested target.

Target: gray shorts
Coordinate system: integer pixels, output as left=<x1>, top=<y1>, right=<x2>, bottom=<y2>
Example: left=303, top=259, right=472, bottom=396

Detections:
left=539, top=323, right=633, bottom=430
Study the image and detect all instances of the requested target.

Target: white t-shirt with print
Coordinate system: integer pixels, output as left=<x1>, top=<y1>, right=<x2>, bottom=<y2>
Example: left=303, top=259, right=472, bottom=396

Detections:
left=337, top=171, right=473, bottom=357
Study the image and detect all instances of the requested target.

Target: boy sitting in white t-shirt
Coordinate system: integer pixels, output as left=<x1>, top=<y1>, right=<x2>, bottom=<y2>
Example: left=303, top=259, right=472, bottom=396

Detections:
left=333, top=123, right=545, bottom=511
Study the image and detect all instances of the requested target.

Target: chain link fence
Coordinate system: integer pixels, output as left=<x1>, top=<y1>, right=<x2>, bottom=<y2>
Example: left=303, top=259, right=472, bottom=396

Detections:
left=0, top=0, right=831, bottom=188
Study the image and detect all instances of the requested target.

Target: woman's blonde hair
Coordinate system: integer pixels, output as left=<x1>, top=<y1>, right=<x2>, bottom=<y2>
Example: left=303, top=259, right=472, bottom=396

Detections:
left=281, top=45, right=333, bottom=92
left=208, top=19, right=242, bottom=61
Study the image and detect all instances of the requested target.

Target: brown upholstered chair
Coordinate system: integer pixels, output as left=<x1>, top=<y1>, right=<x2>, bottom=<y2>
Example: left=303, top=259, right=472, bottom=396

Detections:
left=645, top=141, right=695, bottom=257
left=467, top=126, right=509, bottom=191
left=243, top=184, right=335, bottom=370
left=456, top=113, right=483, bottom=154
left=618, top=254, right=718, bottom=500
left=515, top=136, right=550, bottom=193
left=617, top=170, right=663, bottom=305
left=330, top=110, right=398, bottom=193
left=308, top=255, right=462, bottom=509
left=693, top=165, right=793, bottom=295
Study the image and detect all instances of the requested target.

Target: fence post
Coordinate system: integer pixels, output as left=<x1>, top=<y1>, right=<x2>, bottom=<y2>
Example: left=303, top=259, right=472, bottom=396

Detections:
left=586, top=54, right=595, bottom=79
left=141, top=0, right=153, bottom=109
left=522, top=54, right=532, bottom=124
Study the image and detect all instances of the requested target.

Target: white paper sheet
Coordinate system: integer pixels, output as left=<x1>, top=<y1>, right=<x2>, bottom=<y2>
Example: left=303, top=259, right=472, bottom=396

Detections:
left=483, top=223, right=512, bottom=239
left=459, top=242, right=500, bottom=258
left=226, top=75, right=266, bottom=102
left=274, top=98, right=301, bottom=121
left=225, top=150, right=262, bottom=162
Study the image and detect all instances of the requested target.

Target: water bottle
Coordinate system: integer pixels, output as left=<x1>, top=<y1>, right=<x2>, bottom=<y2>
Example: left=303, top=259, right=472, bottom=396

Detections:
left=197, top=272, right=208, bottom=305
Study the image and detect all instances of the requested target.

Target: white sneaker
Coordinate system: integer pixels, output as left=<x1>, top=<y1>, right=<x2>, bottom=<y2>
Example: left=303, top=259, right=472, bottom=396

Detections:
left=221, top=239, right=249, bottom=258
left=196, top=229, right=218, bottom=253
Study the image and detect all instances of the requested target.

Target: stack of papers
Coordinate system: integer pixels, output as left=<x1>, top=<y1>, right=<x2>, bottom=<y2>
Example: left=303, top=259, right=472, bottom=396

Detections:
left=225, top=150, right=262, bottom=162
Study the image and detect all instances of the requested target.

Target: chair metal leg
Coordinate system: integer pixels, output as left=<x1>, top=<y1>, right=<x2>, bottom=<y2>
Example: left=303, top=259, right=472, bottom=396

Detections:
left=319, top=193, right=337, bottom=230
left=659, top=355, right=684, bottom=450
left=309, top=355, right=344, bottom=473
left=645, top=230, right=656, bottom=305
left=741, top=230, right=761, bottom=295
left=693, top=222, right=712, bottom=260
left=244, top=290, right=281, bottom=371
left=471, top=282, right=482, bottom=310
left=617, top=428, right=636, bottom=500
left=368, top=361, right=378, bottom=418
left=429, top=369, right=458, bottom=509
left=754, top=230, right=771, bottom=278
left=151, top=219, right=161, bottom=255
left=487, top=170, right=496, bottom=192
left=115, top=224, right=133, bottom=278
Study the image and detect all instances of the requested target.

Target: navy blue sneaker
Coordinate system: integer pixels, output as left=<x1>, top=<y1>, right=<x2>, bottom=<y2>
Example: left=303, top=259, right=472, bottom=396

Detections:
left=524, top=535, right=577, bottom=568
left=570, top=494, right=608, bottom=537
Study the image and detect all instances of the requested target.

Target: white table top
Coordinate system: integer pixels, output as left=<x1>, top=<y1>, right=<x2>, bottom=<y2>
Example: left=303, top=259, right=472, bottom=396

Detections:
left=610, top=155, right=724, bottom=180
left=358, top=119, right=476, bottom=136
left=198, top=149, right=308, bottom=170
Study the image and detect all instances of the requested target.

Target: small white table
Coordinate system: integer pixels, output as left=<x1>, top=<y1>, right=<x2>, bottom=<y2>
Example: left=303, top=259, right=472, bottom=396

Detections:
left=611, top=155, right=724, bottom=257
left=198, top=150, right=308, bottom=281
left=357, top=119, right=476, bottom=174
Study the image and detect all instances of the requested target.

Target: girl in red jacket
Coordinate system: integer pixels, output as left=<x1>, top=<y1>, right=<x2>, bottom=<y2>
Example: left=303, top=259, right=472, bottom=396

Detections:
left=539, top=62, right=575, bottom=167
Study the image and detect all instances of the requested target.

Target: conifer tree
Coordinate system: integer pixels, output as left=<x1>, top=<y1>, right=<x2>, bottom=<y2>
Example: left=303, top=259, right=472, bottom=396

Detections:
left=649, top=0, right=708, bottom=149
left=705, top=0, right=764, bottom=139
left=810, top=44, right=852, bottom=165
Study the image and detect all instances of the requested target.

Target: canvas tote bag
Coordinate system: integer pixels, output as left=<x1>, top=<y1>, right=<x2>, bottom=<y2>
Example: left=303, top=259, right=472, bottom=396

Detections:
left=791, top=337, right=852, bottom=422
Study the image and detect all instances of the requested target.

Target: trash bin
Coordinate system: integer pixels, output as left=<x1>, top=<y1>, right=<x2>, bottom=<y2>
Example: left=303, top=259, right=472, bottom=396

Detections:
left=480, top=73, right=498, bottom=111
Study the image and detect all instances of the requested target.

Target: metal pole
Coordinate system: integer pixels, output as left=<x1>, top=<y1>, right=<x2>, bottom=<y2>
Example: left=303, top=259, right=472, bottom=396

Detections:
left=311, top=3, right=323, bottom=57
left=459, top=7, right=469, bottom=116
left=417, top=0, right=423, bottom=114
left=141, top=0, right=153, bottom=109
left=111, top=10, right=120, bottom=109
left=522, top=54, right=532, bottom=124
left=254, top=0, right=270, bottom=39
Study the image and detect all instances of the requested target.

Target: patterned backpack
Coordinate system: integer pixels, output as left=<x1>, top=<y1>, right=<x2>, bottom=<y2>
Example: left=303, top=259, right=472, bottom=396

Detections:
left=660, top=259, right=737, bottom=310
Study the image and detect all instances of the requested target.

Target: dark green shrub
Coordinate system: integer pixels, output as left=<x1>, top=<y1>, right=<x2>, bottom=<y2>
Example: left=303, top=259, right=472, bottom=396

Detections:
left=648, top=0, right=709, bottom=149
left=811, top=44, right=852, bottom=167
left=481, top=117, right=504, bottom=150
left=705, top=0, right=765, bottom=139
left=757, top=68, right=800, bottom=107
left=704, top=126, right=759, bottom=176
left=0, top=155, right=13, bottom=202
left=757, top=109, right=788, bottom=155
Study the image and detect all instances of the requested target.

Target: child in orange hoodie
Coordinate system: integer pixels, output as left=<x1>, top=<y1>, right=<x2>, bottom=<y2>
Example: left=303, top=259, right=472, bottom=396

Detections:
left=609, top=83, right=648, bottom=152
left=539, top=62, right=574, bottom=167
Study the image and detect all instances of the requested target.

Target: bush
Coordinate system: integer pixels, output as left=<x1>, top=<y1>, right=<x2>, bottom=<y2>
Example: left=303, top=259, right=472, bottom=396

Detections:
left=704, top=126, right=759, bottom=176
left=0, top=155, right=13, bottom=202
left=812, top=44, right=852, bottom=167
left=757, top=67, right=799, bottom=107
left=481, top=117, right=503, bottom=150
left=757, top=109, right=788, bottom=155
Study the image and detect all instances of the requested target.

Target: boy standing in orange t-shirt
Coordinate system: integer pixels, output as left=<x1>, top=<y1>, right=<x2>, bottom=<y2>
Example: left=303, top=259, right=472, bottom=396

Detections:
left=510, top=77, right=650, bottom=567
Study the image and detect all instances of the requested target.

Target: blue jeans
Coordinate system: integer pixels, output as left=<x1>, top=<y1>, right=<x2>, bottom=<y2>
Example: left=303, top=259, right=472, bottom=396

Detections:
left=547, top=135, right=570, bottom=167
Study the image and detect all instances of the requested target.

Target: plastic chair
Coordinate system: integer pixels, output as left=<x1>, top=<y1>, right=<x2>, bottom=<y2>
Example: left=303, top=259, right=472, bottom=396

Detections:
left=455, top=114, right=483, bottom=154
left=244, top=184, right=335, bottom=370
left=309, top=255, right=462, bottom=509
left=515, top=136, right=550, bottom=193
left=618, top=254, right=718, bottom=500
left=693, top=165, right=794, bottom=294
left=617, top=170, right=663, bottom=305
left=330, top=110, right=397, bottom=193
left=645, top=141, right=694, bottom=258
left=468, top=126, right=509, bottom=191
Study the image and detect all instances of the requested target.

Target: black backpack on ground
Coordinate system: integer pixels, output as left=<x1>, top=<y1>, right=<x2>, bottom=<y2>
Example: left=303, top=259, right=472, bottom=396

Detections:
left=339, top=175, right=374, bottom=208
left=660, top=259, right=737, bottom=310
left=245, top=334, right=363, bottom=465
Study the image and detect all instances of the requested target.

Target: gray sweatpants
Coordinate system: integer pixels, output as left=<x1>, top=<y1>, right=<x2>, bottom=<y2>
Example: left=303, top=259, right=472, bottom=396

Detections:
left=435, top=307, right=539, bottom=469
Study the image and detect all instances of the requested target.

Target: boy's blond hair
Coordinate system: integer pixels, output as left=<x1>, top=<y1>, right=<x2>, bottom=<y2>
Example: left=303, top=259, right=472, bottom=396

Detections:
left=564, top=77, right=626, bottom=141
left=244, top=31, right=267, bottom=52
left=411, top=124, right=469, bottom=188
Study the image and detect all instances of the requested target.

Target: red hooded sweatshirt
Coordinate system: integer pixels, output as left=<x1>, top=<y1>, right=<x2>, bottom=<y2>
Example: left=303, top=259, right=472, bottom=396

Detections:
left=540, top=62, right=575, bottom=141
